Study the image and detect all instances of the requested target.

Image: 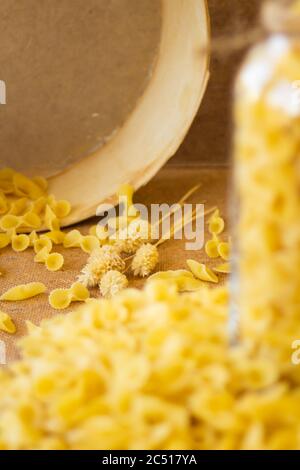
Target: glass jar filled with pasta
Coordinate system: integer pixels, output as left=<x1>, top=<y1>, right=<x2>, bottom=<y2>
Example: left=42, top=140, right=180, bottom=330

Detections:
left=232, top=0, right=300, bottom=356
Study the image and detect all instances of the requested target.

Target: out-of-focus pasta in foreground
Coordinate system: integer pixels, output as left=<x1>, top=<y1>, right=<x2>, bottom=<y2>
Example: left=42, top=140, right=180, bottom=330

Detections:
left=0, top=280, right=299, bottom=450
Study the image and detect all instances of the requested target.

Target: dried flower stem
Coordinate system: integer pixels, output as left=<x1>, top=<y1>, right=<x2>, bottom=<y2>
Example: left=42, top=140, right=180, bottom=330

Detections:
left=155, top=206, right=217, bottom=248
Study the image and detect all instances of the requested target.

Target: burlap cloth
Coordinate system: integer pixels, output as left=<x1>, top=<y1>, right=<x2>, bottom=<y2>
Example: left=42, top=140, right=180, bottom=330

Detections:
left=0, top=167, right=229, bottom=363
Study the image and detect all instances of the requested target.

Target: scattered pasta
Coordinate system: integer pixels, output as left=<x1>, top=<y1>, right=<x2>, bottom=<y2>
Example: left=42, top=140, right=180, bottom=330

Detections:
left=213, top=263, right=231, bottom=274
left=149, top=270, right=204, bottom=292
left=49, top=289, right=72, bottom=310
left=49, top=282, right=89, bottom=310
left=187, top=259, right=219, bottom=284
left=34, top=237, right=52, bottom=254
left=80, top=236, right=100, bottom=254
left=218, top=241, right=231, bottom=261
left=34, top=246, right=51, bottom=263
left=208, top=216, right=225, bottom=236
left=70, top=282, right=90, bottom=302
left=0, top=282, right=46, bottom=301
left=45, top=253, right=64, bottom=272
left=0, top=168, right=73, bottom=233
left=63, top=230, right=82, bottom=248
left=205, top=235, right=220, bottom=259
left=11, top=233, right=30, bottom=252
left=0, top=311, right=16, bottom=334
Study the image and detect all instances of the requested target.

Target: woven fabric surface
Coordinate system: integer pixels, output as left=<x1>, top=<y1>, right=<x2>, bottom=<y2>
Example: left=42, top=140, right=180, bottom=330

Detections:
left=0, top=167, right=229, bottom=363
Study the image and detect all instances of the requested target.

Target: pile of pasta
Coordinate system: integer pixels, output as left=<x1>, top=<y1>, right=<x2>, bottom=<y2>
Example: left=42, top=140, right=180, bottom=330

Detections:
left=0, top=168, right=71, bottom=233
left=0, top=168, right=105, bottom=260
left=0, top=280, right=299, bottom=450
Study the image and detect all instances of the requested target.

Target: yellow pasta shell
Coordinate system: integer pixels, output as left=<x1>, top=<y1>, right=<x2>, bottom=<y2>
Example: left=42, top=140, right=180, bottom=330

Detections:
left=63, top=230, right=82, bottom=248
left=187, top=260, right=219, bottom=284
left=0, top=214, right=21, bottom=231
left=34, top=247, right=51, bottom=263
left=45, top=253, right=64, bottom=272
left=80, top=236, right=100, bottom=254
left=49, top=289, right=72, bottom=310
left=218, top=242, right=231, bottom=261
left=45, top=205, right=60, bottom=231
left=13, top=173, right=45, bottom=200
left=41, top=231, right=66, bottom=245
left=0, top=312, right=16, bottom=334
left=208, top=216, right=225, bottom=236
left=205, top=237, right=220, bottom=259
left=149, top=270, right=202, bottom=292
left=21, top=211, right=42, bottom=229
left=0, top=282, right=46, bottom=301
left=8, top=198, right=28, bottom=216
left=34, top=238, right=53, bottom=254
left=52, top=200, right=71, bottom=219
left=70, top=283, right=90, bottom=302
left=213, top=263, right=231, bottom=274
left=11, top=234, right=30, bottom=252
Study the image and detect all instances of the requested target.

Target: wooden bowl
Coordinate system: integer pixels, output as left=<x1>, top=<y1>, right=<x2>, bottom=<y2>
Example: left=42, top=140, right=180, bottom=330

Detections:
left=0, top=0, right=210, bottom=226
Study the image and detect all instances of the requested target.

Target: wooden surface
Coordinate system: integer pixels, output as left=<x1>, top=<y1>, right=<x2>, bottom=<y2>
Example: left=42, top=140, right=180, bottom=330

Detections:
left=0, top=166, right=229, bottom=364
left=173, top=0, right=260, bottom=166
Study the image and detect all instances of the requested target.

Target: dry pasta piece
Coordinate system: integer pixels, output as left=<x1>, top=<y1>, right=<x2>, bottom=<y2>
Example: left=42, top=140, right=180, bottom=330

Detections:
left=80, top=236, right=100, bottom=254
left=30, top=197, right=47, bottom=215
left=0, top=214, right=21, bottom=231
left=29, top=231, right=39, bottom=247
left=187, top=259, right=219, bottom=284
left=63, top=230, right=82, bottom=248
left=208, top=216, right=225, bottom=236
left=13, top=173, right=45, bottom=200
left=34, top=238, right=52, bottom=254
left=0, top=192, right=8, bottom=215
left=34, top=247, right=50, bottom=263
left=205, top=235, right=220, bottom=259
left=45, top=253, right=64, bottom=272
left=11, top=233, right=30, bottom=252
left=21, top=211, right=42, bottom=229
left=213, top=263, right=231, bottom=274
left=0, top=312, right=16, bottom=334
left=218, top=242, right=231, bottom=261
left=0, top=233, right=11, bottom=249
left=149, top=270, right=194, bottom=281
left=44, top=205, right=60, bottom=231
left=51, top=200, right=71, bottom=219
left=149, top=270, right=203, bottom=292
left=41, top=231, right=65, bottom=245
left=32, top=176, right=48, bottom=191
left=0, top=282, right=46, bottom=301
left=8, top=198, right=28, bottom=216
left=70, top=282, right=90, bottom=302
left=49, top=289, right=72, bottom=310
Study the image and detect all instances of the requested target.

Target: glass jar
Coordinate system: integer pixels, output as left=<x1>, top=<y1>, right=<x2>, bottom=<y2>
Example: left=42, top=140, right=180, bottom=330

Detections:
left=232, top=0, right=300, bottom=352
